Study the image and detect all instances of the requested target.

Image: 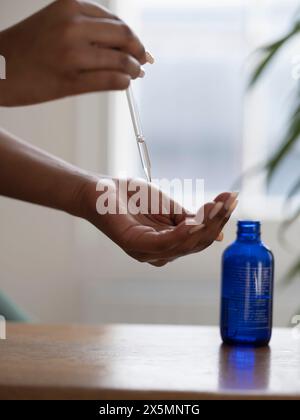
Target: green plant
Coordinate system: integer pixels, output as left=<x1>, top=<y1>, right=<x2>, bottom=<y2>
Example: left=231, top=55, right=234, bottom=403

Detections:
left=250, top=10, right=300, bottom=288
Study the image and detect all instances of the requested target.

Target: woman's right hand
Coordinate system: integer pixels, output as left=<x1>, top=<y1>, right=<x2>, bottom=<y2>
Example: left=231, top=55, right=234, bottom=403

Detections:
left=0, top=0, right=150, bottom=106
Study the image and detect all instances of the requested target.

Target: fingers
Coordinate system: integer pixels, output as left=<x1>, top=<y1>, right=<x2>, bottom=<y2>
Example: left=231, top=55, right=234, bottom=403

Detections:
left=169, top=202, right=221, bottom=255
left=60, top=2, right=152, bottom=92
left=214, top=192, right=238, bottom=214
left=225, top=196, right=239, bottom=219
left=142, top=227, right=188, bottom=255
left=78, top=1, right=119, bottom=20
left=205, top=192, right=239, bottom=227
left=130, top=221, right=200, bottom=263
left=76, top=47, right=141, bottom=79
left=216, top=232, right=224, bottom=242
left=213, top=192, right=234, bottom=204
left=128, top=221, right=199, bottom=261
left=81, top=18, right=147, bottom=64
left=140, top=182, right=192, bottom=224
left=69, top=70, right=131, bottom=95
left=162, top=194, right=194, bottom=225
left=79, top=0, right=151, bottom=66
left=127, top=191, right=238, bottom=266
left=149, top=260, right=169, bottom=267
left=189, top=193, right=239, bottom=253
left=211, top=192, right=239, bottom=234
left=146, top=51, right=155, bottom=64
left=142, top=193, right=239, bottom=263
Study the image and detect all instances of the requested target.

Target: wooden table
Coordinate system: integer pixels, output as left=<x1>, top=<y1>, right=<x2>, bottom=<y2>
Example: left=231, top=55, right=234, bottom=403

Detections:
left=0, top=324, right=300, bottom=400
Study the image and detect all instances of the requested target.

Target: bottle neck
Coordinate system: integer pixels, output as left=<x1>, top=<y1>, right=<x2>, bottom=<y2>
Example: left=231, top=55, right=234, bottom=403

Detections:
left=237, top=221, right=261, bottom=243
left=237, top=232, right=261, bottom=243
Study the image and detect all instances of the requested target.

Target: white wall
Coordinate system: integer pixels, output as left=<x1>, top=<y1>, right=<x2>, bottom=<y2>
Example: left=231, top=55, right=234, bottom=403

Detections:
left=0, top=0, right=95, bottom=322
left=0, top=0, right=299, bottom=326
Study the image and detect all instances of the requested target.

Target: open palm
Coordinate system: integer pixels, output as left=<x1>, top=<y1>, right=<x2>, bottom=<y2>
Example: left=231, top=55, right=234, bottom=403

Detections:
left=86, top=178, right=238, bottom=266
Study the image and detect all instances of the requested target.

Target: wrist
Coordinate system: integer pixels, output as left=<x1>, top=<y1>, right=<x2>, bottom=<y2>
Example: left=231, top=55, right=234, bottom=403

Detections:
left=67, top=173, right=97, bottom=220
left=74, top=173, right=113, bottom=223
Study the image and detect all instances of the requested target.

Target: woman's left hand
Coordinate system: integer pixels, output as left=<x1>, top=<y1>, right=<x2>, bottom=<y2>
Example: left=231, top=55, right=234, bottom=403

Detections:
left=82, top=177, right=238, bottom=266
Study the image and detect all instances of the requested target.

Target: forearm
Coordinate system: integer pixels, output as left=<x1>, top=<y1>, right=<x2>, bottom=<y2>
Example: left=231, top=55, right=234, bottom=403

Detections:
left=0, top=128, right=96, bottom=218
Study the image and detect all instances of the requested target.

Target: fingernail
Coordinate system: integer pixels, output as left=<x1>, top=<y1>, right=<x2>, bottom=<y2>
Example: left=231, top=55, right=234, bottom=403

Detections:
left=146, top=51, right=155, bottom=64
left=216, top=232, right=224, bottom=242
left=189, top=224, right=206, bottom=235
left=209, top=202, right=224, bottom=220
left=224, top=192, right=239, bottom=211
left=139, top=68, right=146, bottom=78
left=225, top=200, right=239, bottom=218
left=185, top=217, right=198, bottom=226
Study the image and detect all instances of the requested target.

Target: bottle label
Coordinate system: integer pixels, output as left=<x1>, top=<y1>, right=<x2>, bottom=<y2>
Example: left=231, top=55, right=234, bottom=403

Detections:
left=222, top=264, right=273, bottom=334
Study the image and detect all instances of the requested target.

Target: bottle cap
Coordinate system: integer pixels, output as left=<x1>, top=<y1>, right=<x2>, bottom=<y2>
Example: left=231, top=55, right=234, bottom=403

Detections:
left=237, top=220, right=261, bottom=235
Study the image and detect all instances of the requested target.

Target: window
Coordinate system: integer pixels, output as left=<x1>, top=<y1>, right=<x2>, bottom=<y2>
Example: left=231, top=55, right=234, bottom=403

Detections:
left=109, top=0, right=300, bottom=219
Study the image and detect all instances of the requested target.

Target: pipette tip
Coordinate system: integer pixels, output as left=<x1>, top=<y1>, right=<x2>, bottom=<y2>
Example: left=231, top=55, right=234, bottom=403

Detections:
left=145, top=168, right=152, bottom=184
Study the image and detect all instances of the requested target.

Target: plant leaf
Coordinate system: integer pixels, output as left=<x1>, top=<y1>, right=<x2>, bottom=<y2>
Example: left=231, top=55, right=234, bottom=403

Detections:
left=249, top=44, right=285, bottom=88
left=279, top=177, right=300, bottom=245
left=287, top=177, right=300, bottom=200
left=279, top=203, right=300, bottom=245
left=266, top=111, right=300, bottom=183
left=249, top=22, right=300, bottom=87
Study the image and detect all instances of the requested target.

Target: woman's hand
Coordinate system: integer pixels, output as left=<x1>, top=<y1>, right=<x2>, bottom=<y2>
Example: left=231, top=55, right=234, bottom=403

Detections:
left=0, top=129, right=238, bottom=268
left=83, top=177, right=239, bottom=267
left=0, top=0, right=149, bottom=106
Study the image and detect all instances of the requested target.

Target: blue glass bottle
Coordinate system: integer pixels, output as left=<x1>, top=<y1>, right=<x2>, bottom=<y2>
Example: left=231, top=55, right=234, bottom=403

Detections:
left=220, top=221, right=274, bottom=346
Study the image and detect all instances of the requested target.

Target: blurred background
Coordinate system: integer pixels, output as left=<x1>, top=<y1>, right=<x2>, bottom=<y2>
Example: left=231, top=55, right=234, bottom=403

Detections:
left=0, top=0, right=299, bottom=326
